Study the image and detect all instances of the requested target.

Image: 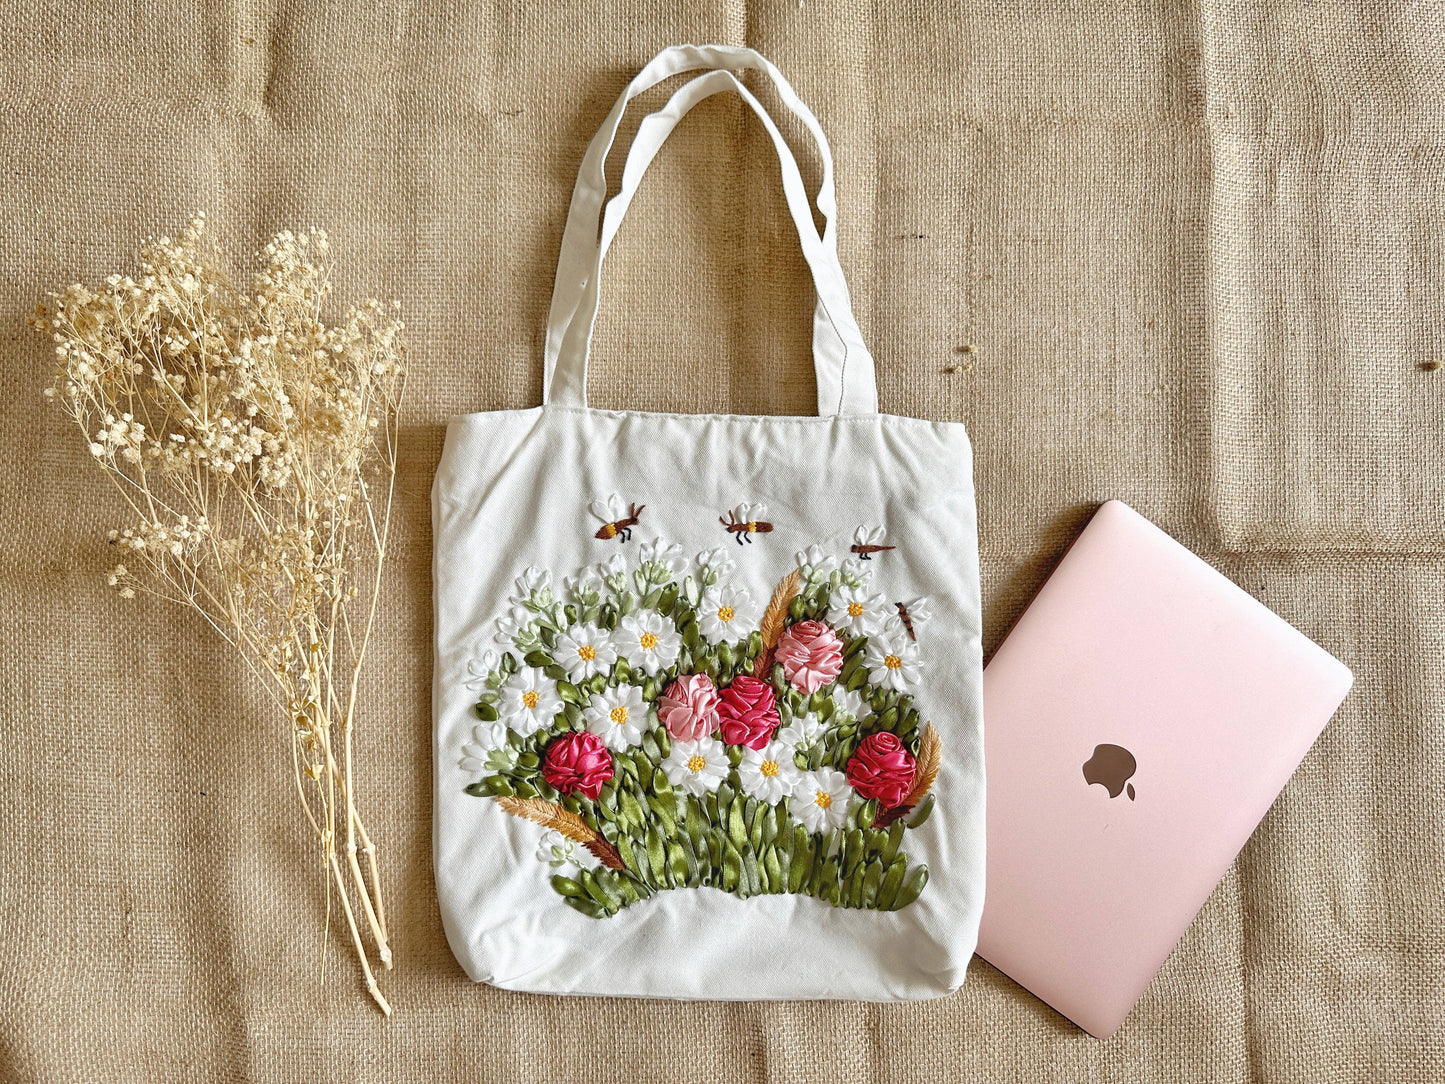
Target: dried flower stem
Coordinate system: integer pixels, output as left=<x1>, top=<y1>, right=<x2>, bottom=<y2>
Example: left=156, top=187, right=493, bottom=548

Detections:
left=37, top=216, right=405, bottom=1014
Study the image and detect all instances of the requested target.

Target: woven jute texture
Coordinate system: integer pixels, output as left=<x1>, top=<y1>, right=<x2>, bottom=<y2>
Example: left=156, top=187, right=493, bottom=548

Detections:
left=2, top=1, right=1441, bottom=1080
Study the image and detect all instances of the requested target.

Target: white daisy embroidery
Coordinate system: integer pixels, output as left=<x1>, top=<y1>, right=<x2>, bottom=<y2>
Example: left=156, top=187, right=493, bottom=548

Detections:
left=776, top=710, right=827, bottom=752
left=695, top=548, right=737, bottom=579
left=458, top=722, right=507, bottom=769
left=463, top=649, right=500, bottom=692
left=594, top=552, right=630, bottom=592
left=497, top=666, right=563, bottom=736
left=791, top=768, right=852, bottom=833
left=596, top=553, right=627, bottom=579
left=612, top=610, right=682, bottom=676
left=840, top=555, right=875, bottom=586
left=583, top=684, right=651, bottom=751
left=637, top=539, right=686, bottom=577
left=864, top=631, right=923, bottom=691
left=696, top=582, right=758, bottom=643
left=509, top=566, right=551, bottom=605
left=552, top=622, right=618, bottom=682
left=562, top=568, right=602, bottom=601
left=831, top=685, right=872, bottom=722
left=737, top=740, right=801, bottom=804
left=492, top=604, right=534, bottom=645
left=794, top=543, right=838, bottom=581
left=661, top=736, right=730, bottom=796
left=536, top=829, right=600, bottom=872
left=828, top=582, right=888, bottom=637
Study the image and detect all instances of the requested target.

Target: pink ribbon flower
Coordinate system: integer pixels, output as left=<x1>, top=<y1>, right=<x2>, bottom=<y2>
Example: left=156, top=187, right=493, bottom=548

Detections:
left=776, top=619, right=845, bottom=693
left=658, top=673, right=722, bottom=741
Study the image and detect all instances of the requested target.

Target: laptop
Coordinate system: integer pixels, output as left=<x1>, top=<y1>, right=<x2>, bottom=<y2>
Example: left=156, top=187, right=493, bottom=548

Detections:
left=975, top=500, right=1353, bottom=1039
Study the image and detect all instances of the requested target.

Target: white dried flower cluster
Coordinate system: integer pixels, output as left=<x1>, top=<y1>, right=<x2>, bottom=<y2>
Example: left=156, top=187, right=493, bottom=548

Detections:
left=35, top=215, right=404, bottom=1014
left=106, top=514, right=209, bottom=558
left=37, top=215, right=404, bottom=644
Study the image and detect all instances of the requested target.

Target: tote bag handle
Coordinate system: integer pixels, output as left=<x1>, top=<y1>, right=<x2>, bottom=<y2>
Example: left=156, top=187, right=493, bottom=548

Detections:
left=543, top=44, right=878, bottom=416
left=545, top=44, right=840, bottom=346
left=593, top=69, right=862, bottom=389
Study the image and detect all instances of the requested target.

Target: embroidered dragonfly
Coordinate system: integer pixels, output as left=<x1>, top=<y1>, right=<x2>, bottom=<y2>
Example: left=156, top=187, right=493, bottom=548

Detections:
left=589, top=494, right=644, bottom=542
left=720, top=503, right=774, bottom=545
left=850, top=524, right=896, bottom=560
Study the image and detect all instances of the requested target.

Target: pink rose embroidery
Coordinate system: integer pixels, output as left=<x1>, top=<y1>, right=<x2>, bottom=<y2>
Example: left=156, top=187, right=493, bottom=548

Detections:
left=542, top=731, right=614, bottom=800
left=776, top=619, right=845, bottom=694
left=716, top=675, right=781, bottom=750
left=658, top=673, right=721, bottom=741
left=846, top=732, right=917, bottom=808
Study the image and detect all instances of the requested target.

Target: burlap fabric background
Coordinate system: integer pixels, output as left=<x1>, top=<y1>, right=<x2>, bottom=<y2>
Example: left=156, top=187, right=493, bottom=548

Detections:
left=2, top=1, right=1440, bottom=1080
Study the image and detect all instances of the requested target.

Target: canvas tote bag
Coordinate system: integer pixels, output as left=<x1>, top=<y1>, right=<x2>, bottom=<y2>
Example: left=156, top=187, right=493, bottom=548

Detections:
left=433, top=43, right=985, bottom=999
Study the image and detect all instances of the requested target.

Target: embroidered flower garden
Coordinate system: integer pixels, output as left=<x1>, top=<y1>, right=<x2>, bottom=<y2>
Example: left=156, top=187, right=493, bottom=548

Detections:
left=460, top=535, right=939, bottom=918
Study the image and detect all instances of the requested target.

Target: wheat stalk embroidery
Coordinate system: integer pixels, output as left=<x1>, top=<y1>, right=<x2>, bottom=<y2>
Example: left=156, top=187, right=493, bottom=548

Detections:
left=494, top=796, right=625, bottom=869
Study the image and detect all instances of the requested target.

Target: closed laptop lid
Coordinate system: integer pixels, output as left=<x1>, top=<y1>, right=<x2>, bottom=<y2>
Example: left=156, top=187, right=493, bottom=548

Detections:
left=975, top=500, right=1352, bottom=1038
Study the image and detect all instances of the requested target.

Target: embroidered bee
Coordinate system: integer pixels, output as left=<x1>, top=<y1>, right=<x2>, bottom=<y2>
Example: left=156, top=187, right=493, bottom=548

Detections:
left=850, top=525, right=896, bottom=560
left=720, top=503, right=773, bottom=545
left=589, top=494, right=644, bottom=542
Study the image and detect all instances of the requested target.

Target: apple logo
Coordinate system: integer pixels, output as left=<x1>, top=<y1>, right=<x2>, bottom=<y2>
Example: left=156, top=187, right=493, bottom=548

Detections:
left=1083, top=743, right=1137, bottom=801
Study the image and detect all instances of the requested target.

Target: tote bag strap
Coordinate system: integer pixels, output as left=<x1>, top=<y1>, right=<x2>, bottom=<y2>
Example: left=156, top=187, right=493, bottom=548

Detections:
left=543, top=44, right=878, bottom=416
left=545, top=43, right=839, bottom=350
left=582, top=68, right=877, bottom=415
left=593, top=69, right=857, bottom=389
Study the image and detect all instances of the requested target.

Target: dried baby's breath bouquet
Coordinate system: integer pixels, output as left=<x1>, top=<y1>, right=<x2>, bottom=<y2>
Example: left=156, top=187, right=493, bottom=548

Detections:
left=35, top=216, right=404, bottom=1014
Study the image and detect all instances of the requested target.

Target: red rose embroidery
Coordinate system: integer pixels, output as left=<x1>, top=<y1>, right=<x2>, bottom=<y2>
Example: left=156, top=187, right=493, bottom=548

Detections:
left=716, top=675, right=781, bottom=750
left=542, top=731, right=614, bottom=800
left=846, top=731, right=917, bottom=808
left=775, top=619, right=845, bottom=693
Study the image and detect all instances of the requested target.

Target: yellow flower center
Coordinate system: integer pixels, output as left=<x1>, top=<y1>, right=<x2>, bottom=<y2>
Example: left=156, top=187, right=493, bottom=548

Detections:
left=760, top=760, right=779, bottom=778
left=717, top=605, right=735, bottom=622
left=609, top=705, right=629, bottom=725
left=847, top=602, right=864, bottom=617
left=522, top=690, right=539, bottom=709
left=687, top=755, right=706, bottom=773
left=884, top=654, right=902, bottom=670
left=815, top=791, right=832, bottom=809
left=578, top=644, right=596, bottom=661
left=639, top=632, right=659, bottom=650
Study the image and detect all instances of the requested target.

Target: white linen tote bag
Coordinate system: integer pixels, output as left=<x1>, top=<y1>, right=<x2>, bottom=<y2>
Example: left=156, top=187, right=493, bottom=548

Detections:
left=433, top=43, right=985, bottom=999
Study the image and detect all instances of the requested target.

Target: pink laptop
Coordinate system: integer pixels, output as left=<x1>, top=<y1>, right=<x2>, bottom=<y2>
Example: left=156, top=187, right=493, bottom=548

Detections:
left=975, top=500, right=1352, bottom=1039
